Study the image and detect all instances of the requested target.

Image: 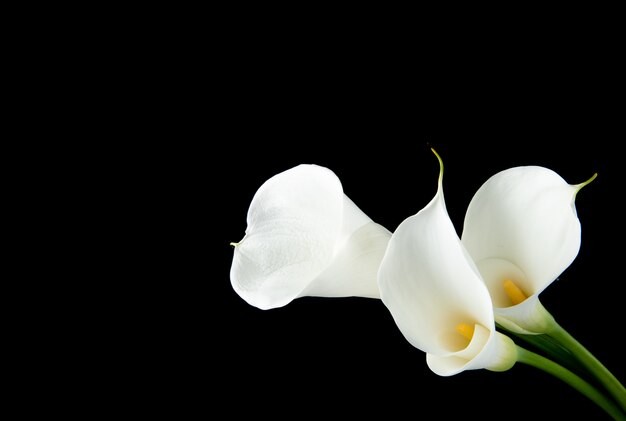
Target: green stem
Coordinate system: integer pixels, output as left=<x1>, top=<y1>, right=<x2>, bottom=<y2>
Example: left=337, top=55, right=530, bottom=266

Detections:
left=547, top=322, right=626, bottom=412
left=496, top=323, right=586, bottom=377
left=516, top=345, right=626, bottom=420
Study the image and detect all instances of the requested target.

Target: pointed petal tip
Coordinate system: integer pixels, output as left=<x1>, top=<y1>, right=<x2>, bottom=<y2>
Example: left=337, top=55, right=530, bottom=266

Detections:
left=575, top=172, right=597, bottom=193
left=430, top=148, right=444, bottom=184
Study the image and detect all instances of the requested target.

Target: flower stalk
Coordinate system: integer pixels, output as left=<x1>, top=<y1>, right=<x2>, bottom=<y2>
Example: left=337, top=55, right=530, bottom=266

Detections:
left=545, top=321, right=626, bottom=412
left=516, top=345, right=626, bottom=420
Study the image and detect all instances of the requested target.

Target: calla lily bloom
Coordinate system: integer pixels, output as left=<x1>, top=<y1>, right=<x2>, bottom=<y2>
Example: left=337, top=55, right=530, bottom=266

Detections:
left=378, top=152, right=517, bottom=376
left=230, top=164, right=392, bottom=310
left=459, top=167, right=626, bottom=414
left=461, top=166, right=596, bottom=334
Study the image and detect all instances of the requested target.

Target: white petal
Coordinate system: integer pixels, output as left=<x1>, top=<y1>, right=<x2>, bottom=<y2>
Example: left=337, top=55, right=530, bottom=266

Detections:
left=494, top=295, right=556, bottom=334
left=462, top=166, right=582, bottom=305
left=427, top=327, right=517, bottom=376
left=377, top=162, right=494, bottom=358
left=230, top=164, right=344, bottom=309
left=335, top=195, right=374, bottom=249
left=230, top=165, right=391, bottom=310
left=303, top=219, right=391, bottom=299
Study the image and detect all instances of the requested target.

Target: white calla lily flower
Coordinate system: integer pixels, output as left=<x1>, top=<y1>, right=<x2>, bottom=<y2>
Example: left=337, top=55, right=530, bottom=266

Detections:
left=461, top=166, right=596, bottom=334
left=378, top=151, right=517, bottom=376
left=230, top=164, right=392, bottom=310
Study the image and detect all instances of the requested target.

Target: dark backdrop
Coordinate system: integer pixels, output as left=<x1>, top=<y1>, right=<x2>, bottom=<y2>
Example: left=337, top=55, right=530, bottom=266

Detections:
left=42, top=9, right=625, bottom=420
left=123, top=31, right=622, bottom=420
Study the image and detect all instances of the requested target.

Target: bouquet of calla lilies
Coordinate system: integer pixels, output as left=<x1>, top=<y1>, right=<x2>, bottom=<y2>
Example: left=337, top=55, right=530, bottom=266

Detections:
left=230, top=149, right=626, bottom=420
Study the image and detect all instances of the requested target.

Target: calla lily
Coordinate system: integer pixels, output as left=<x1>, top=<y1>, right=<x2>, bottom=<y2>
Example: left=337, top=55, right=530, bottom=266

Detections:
left=459, top=167, right=626, bottom=414
left=461, top=166, right=596, bottom=334
left=377, top=152, right=517, bottom=376
left=230, top=164, right=392, bottom=310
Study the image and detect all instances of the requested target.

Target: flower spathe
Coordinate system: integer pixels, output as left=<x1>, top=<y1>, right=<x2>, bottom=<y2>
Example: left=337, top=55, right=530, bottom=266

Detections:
left=230, top=164, right=392, bottom=310
left=377, top=152, right=517, bottom=376
left=461, top=166, right=596, bottom=334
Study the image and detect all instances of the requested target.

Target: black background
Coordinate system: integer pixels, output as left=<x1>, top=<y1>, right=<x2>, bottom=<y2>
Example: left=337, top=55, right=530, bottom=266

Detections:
left=114, top=24, right=623, bottom=420
left=26, top=8, right=626, bottom=419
